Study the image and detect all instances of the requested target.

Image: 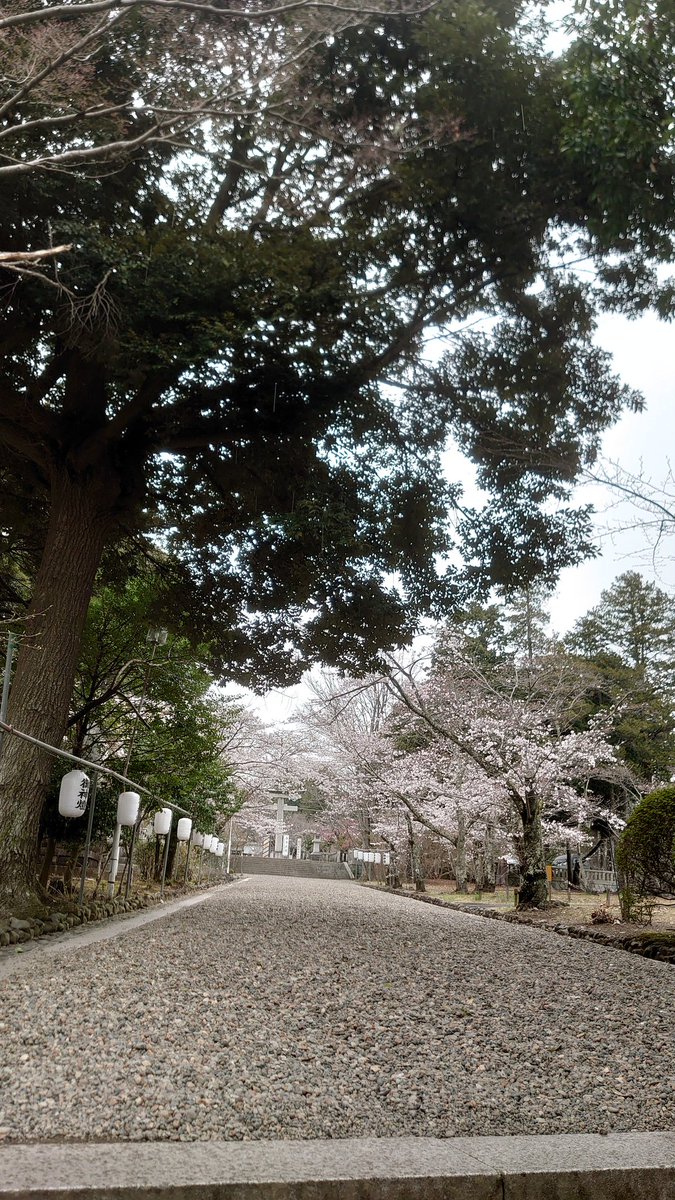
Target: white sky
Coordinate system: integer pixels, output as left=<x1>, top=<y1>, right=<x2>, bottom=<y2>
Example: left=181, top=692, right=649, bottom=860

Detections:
left=549, top=310, right=674, bottom=633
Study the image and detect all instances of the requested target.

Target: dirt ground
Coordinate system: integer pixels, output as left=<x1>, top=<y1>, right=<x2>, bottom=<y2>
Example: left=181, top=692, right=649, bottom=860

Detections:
left=397, top=881, right=675, bottom=937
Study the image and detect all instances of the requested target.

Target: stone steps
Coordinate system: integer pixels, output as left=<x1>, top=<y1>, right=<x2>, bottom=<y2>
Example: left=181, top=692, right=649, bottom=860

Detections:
left=236, top=856, right=351, bottom=880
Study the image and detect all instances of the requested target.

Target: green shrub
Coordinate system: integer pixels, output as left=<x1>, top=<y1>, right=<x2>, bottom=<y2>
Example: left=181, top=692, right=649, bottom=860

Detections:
left=616, top=785, right=675, bottom=898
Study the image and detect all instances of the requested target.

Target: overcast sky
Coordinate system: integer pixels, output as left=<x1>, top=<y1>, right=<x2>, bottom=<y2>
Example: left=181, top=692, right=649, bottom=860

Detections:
left=549, top=309, right=674, bottom=632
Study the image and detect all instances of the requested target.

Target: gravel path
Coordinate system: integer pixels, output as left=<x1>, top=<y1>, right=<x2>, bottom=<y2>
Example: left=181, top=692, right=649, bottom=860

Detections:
left=0, top=875, right=673, bottom=1143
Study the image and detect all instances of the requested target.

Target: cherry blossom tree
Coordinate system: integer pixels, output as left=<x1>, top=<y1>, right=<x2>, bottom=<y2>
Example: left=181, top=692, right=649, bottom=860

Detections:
left=221, top=706, right=317, bottom=848
left=379, top=647, right=632, bottom=907
left=302, top=639, right=635, bottom=907
left=303, top=666, right=500, bottom=889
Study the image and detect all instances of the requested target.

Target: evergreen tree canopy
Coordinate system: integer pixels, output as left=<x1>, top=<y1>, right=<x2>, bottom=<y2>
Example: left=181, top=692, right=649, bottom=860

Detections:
left=0, top=0, right=670, bottom=902
left=567, top=571, right=675, bottom=694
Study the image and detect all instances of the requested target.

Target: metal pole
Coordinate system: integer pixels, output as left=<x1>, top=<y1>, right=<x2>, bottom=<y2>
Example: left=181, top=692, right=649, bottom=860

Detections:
left=159, top=814, right=172, bottom=900
left=78, top=769, right=99, bottom=907
left=0, top=718, right=190, bottom=814
left=183, top=836, right=192, bottom=885
left=124, top=817, right=140, bottom=899
left=0, top=631, right=17, bottom=756
left=108, top=823, right=122, bottom=897
left=226, top=817, right=233, bottom=874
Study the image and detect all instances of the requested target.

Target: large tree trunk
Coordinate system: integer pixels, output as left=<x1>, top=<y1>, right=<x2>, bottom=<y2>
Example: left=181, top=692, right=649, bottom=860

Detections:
left=404, top=811, right=425, bottom=892
left=38, top=836, right=57, bottom=890
left=0, top=471, right=110, bottom=908
left=517, top=795, right=548, bottom=909
left=455, top=806, right=467, bottom=894
left=481, top=818, right=496, bottom=892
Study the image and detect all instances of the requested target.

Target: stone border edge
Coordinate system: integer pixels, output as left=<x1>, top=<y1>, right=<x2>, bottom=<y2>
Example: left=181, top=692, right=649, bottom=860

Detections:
left=0, top=876, right=239, bottom=950
left=1, top=1132, right=674, bottom=1200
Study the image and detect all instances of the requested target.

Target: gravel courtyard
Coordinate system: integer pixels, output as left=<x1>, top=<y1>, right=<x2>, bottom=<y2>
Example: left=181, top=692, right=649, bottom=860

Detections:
left=0, top=875, right=673, bottom=1144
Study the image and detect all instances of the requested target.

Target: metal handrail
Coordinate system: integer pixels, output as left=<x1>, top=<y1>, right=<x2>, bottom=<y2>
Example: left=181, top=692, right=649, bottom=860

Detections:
left=0, top=717, right=189, bottom=814
left=0, top=717, right=195, bottom=902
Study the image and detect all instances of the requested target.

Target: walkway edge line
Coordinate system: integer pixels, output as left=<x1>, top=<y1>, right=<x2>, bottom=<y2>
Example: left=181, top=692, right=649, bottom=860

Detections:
left=1, top=1132, right=674, bottom=1199
left=0, top=879, right=245, bottom=981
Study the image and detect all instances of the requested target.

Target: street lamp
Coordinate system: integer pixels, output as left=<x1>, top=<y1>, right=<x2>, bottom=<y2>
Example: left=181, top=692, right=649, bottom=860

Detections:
left=226, top=816, right=234, bottom=874
left=108, top=791, right=140, bottom=896
left=123, top=628, right=168, bottom=898
left=177, top=817, right=192, bottom=883
left=154, top=806, right=172, bottom=899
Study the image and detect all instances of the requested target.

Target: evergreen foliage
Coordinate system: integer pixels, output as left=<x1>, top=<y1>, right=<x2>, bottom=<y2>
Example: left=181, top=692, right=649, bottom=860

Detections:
left=616, top=784, right=675, bottom=897
left=567, top=571, right=675, bottom=694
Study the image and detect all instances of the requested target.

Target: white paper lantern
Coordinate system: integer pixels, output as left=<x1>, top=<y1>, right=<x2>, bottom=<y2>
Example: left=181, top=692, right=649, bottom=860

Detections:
left=205, top=835, right=215, bottom=852
left=117, top=791, right=140, bottom=827
left=58, top=770, right=90, bottom=819
left=193, top=831, right=204, bottom=848
left=177, top=817, right=192, bottom=842
left=154, top=807, right=172, bottom=837
left=216, top=841, right=224, bottom=857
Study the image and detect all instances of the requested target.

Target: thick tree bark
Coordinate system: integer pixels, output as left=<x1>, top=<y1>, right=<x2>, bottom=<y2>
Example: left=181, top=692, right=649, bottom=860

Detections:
left=517, top=795, right=548, bottom=909
left=0, top=470, right=111, bottom=907
left=380, top=834, right=402, bottom=888
left=455, top=806, right=467, bottom=893
left=404, top=811, right=425, bottom=892
left=38, top=836, right=57, bottom=890
left=481, top=818, right=496, bottom=892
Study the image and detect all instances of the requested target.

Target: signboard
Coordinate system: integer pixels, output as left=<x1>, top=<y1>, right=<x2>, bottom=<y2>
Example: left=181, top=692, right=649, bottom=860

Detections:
left=282, top=834, right=290, bottom=857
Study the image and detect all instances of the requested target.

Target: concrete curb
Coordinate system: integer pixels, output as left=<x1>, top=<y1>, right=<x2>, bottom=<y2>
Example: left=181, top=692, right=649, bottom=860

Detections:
left=0, top=1133, right=674, bottom=1199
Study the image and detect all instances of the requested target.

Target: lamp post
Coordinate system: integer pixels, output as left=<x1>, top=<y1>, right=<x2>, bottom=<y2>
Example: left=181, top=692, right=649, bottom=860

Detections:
left=193, top=831, right=204, bottom=882
left=155, top=806, right=172, bottom=899
left=123, top=628, right=167, bottom=898
left=202, top=834, right=214, bottom=882
left=108, top=791, right=141, bottom=896
left=176, top=816, right=192, bottom=883
left=226, top=816, right=234, bottom=875
left=177, top=817, right=192, bottom=884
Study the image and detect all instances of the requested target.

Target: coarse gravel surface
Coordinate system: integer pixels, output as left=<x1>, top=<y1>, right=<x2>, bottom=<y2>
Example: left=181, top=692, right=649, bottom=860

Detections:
left=0, top=875, right=673, bottom=1144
